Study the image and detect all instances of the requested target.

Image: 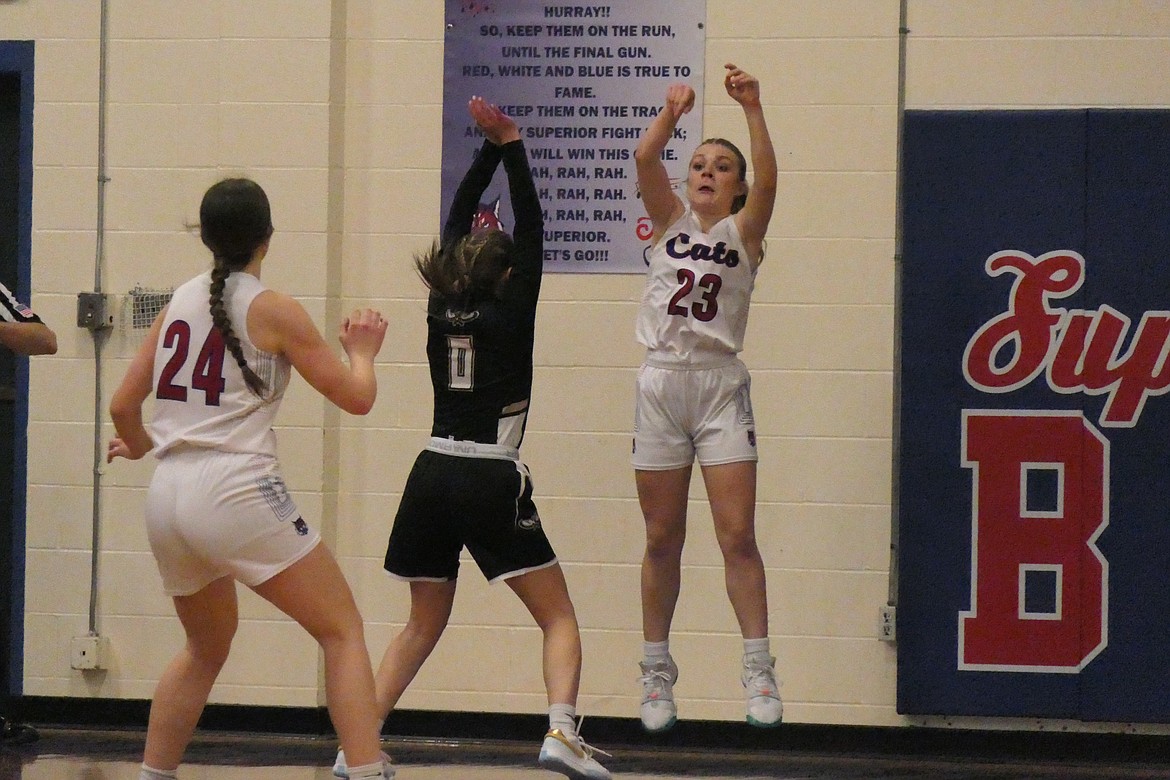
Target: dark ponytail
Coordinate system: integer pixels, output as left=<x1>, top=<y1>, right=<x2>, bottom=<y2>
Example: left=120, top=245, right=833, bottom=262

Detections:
left=415, top=229, right=514, bottom=303
left=199, top=178, right=273, bottom=397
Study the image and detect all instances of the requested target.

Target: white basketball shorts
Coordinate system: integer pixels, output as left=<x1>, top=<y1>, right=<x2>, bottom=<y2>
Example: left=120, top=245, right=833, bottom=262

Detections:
left=632, top=357, right=758, bottom=470
left=145, top=449, right=320, bottom=596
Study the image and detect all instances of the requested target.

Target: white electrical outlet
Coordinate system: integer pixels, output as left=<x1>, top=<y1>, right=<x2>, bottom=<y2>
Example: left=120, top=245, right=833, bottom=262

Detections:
left=70, top=635, right=107, bottom=670
left=879, top=605, right=897, bottom=642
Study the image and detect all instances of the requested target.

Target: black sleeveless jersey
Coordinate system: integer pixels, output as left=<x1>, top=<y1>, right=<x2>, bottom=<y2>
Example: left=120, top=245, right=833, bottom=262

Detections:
left=426, top=139, right=543, bottom=447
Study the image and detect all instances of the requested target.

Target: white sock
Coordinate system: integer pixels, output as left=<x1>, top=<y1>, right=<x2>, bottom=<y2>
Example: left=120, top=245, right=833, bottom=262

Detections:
left=743, top=637, right=771, bottom=663
left=139, top=766, right=178, bottom=780
left=548, top=702, right=577, bottom=736
left=643, top=639, right=670, bottom=664
left=346, top=761, right=386, bottom=780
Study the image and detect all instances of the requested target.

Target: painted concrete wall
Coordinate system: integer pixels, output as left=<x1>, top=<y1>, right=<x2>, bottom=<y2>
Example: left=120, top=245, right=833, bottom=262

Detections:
left=4, top=0, right=1168, bottom=730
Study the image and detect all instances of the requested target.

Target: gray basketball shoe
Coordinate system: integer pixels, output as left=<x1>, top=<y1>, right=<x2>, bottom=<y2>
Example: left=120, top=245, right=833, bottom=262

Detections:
left=637, top=657, right=679, bottom=732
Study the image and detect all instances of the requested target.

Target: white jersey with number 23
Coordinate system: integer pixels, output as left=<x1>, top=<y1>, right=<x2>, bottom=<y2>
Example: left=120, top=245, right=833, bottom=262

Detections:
left=635, top=204, right=759, bottom=366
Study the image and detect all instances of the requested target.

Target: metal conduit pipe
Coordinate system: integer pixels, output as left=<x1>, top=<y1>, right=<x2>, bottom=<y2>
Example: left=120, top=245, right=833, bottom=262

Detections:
left=887, top=0, right=909, bottom=614
left=80, top=0, right=113, bottom=639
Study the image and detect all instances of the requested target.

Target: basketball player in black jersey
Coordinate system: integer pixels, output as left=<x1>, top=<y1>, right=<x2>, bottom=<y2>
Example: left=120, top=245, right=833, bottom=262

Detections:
left=332, top=97, right=609, bottom=780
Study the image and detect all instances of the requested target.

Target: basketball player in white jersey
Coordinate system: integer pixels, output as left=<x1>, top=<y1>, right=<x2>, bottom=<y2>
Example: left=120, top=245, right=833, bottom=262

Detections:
left=632, top=64, right=782, bottom=732
left=107, top=178, right=392, bottom=780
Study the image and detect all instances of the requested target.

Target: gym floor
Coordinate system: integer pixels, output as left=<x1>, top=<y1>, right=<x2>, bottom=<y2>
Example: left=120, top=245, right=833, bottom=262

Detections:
left=3, top=725, right=1170, bottom=780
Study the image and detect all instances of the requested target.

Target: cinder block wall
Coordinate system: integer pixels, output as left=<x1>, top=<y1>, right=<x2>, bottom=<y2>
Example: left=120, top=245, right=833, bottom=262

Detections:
left=5, top=0, right=1167, bottom=730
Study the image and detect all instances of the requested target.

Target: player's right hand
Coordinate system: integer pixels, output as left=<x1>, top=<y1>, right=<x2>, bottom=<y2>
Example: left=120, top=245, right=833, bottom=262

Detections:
left=107, top=437, right=139, bottom=462
left=664, top=84, right=696, bottom=121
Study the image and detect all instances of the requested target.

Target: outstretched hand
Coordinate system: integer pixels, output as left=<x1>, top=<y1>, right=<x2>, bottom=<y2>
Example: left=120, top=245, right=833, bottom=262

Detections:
left=663, top=83, right=696, bottom=121
left=469, top=96, right=521, bottom=145
left=724, top=63, right=761, bottom=107
left=339, top=307, right=388, bottom=361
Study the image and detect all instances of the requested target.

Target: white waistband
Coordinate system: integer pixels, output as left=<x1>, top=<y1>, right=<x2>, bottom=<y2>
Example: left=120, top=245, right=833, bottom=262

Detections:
left=427, top=437, right=520, bottom=461
left=643, top=351, right=739, bottom=370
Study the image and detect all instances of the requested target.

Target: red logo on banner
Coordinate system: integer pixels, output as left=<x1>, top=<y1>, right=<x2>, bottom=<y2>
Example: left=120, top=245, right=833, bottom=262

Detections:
left=964, top=250, right=1170, bottom=428
left=959, top=411, right=1108, bottom=671
left=955, top=251, right=1141, bottom=672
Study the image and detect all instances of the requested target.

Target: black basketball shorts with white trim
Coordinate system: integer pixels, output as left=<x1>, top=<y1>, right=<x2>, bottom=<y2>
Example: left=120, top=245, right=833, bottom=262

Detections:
left=384, top=448, right=557, bottom=583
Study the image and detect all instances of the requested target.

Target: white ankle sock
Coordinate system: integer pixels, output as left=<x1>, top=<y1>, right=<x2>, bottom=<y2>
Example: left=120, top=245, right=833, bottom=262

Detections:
left=346, top=761, right=385, bottom=780
left=743, top=637, right=771, bottom=663
left=139, top=766, right=178, bottom=780
left=548, top=702, right=577, bottom=736
left=643, top=639, right=670, bottom=664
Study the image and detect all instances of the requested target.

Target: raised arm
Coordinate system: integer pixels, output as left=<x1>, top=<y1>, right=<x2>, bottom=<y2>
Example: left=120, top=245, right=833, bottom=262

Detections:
left=485, top=105, right=543, bottom=271
left=502, top=141, right=540, bottom=241
left=468, top=99, right=535, bottom=242
left=468, top=97, right=544, bottom=299
left=248, top=291, right=387, bottom=415
left=635, top=83, right=694, bottom=237
left=443, top=99, right=510, bottom=247
left=725, top=63, right=777, bottom=259
left=501, top=140, right=543, bottom=286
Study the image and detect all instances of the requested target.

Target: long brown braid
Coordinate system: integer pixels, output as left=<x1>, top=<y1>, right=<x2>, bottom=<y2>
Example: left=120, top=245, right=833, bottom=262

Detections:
left=208, top=254, right=266, bottom=395
left=199, top=178, right=274, bottom=397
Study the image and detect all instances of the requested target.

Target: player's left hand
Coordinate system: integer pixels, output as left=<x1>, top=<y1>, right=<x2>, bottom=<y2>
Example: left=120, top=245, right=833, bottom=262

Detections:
left=469, top=96, right=521, bottom=145
left=724, top=63, right=761, bottom=108
left=340, top=307, right=388, bottom=360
